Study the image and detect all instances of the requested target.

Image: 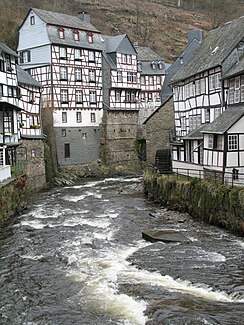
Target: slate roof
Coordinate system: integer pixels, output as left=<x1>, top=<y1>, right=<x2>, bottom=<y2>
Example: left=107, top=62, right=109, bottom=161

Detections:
left=202, top=105, right=244, bottom=134
left=182, top=123, right=207, bottom=140
left=136, top=46, right=163, bottom=61
left=171, top=16, right=244, bottom=83
left=31, top=8, right=100, bottom=33
left=223, top=55, right=244, bottom=79
left=17, top=66, right=42, bottom=88
left=104, top=34, right=127, bottom=53
left=0, top=42, right=18, bottom=57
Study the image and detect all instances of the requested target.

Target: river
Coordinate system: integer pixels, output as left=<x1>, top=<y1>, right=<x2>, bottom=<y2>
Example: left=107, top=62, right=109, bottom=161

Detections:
left=0, top=176, right=243, bottom=325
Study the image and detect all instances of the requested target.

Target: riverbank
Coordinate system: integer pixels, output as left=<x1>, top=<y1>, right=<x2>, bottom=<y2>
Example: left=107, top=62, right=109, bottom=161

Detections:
left=0, top=160, right=143, bottom=224
left=143, top=169, right=244, bottom=236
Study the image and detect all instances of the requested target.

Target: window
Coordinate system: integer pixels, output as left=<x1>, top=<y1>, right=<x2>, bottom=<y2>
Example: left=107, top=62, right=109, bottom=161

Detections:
left=58, top=27, right=65, bottom=39
left=234, top=77, right=240, bottom=103
left=89, top=69, right=96, bottom=82
left=76, top=112, right=82, bottom=123
left=82, top=133, right=87, bottom=139
left=60, top=47, right=67, bottom=59
left=31, top=149, right=36, bottom=158
left=158, top=62, right=163, bottom=69
left=28, top=90, right=35, bottom=103
left=75, top=68, right=82, bottom=81
left=127, top=72, right=137, bottom=83
left=151, top=62, right=156, bottom=70
left=205, top=108, right=210, bottom=123
left=90, top=91, right=97, bottom=104
left=61, top=89, right=68, bottom=104
left=0, top=84, right=3, bottom=96
left=62, top=111, right=67, bottom=123
left=141, top=76, right=145, bottom=85
left=127, top=55, right=132, bottom=64
left=64, top=143, right=70, bottom=158
left=0, top=60, right=4, bottom=72
left=228, top=134, right=238, bottom=151
left=148, top=93, right=152, bottom=101
left=5, top=55, right=12, bottom=72
left=87, top=31, right=93, bottom=43
left=149, top=76, right=153, bottom=85
left=61, top=129, right=66, bottom=137
left=117, top=71, right=122, bottom=82
left=91, top=112, right=96, bottom=123
left=30, top=16, right=35, bottom=25
left=20, top=50, right=31, bottom=63
left=241, top=75, right=244, bottom=102
left=75, top=90, right=83, bottom=103
left=140, top=92, right=145, bottom=101
left=73, top=29, right=79, bottom=41
left=233, top=168, right=239, bottom=180
left=88, top=51, right=95, bottom=62
left=208, top=134, right=213, bottom=149
left=75, top=49, right=82, bottom=60
left=115, top=90, right=121, bottom=102
left=60, top=67, right=68, bottom=80
left=122, top=54, right=126, bottom=64
left=4, top=112, right=12, bottom=133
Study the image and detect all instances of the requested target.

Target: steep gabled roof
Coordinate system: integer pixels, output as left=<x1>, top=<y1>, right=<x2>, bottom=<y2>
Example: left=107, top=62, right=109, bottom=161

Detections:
left=17, top=66, right=42, bottom=88
left=136, top=46, right=163, bottom=61
left=171, top=16, right=244, bottom=83
left=0, top=42, right=18, bottom=57
left=182, top=123, right=207, bottom=140
left=30, top=8, right=100, bottom=33
left=202, top=105, right=244, bottom=134
left=104, top=34, right=137, bottom=55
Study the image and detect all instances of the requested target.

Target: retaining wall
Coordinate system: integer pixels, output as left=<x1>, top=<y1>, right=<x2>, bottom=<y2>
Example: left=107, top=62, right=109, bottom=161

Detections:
left=143, top=171, right=244, bottom=236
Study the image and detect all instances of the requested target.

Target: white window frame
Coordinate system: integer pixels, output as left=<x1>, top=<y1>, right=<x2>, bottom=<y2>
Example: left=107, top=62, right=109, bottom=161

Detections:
left=61, top=89, right=68, bottom=103
left=75, top=68, right=82, bottom=81
left=76, top=111, right=82, bottom=123
left=228, top=134, right=238, bottom=151
left=60, top=67, right=68, bottom=80
left=90, top=91, right=97, bottom=104
left=62, top=111, right=67, bottom=123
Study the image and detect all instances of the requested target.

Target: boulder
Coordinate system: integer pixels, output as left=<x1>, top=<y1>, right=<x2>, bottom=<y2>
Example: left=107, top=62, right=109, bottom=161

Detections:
left=142, top=230, right=190, bottom=243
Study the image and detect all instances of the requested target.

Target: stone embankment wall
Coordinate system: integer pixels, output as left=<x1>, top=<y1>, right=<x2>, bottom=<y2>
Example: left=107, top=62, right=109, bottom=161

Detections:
left=0, top=176, right=27, bottom=224
left=143, top=171, right=244, bottom=236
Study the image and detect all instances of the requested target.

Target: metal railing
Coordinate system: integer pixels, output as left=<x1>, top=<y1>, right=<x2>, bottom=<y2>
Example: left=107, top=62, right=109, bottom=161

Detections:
left=171, top=167, right=244, bottom=187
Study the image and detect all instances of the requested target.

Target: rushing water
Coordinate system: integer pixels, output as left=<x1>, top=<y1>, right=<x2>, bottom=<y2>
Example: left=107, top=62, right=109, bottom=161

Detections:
left=0, top=176, right=243, bottom=325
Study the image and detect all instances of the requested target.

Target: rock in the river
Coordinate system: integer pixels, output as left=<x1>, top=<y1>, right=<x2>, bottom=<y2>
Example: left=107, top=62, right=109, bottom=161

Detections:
left=142, top=230, right=190, bottom=243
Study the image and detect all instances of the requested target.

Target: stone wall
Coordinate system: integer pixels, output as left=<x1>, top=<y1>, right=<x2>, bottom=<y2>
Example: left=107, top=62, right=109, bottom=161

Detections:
left=101, top=110, right=139, bottom=166
left=17, top=139, right=46, bottom=191
left=144, top=96, right=174, bottom=165
left=143, top=170, right=244, bottom=235
left=0, top=176, right=27, bottom=223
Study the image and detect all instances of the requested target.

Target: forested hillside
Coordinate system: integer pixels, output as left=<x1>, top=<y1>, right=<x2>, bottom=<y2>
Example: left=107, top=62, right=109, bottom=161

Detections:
left=0, top=0, right=243, bottom=62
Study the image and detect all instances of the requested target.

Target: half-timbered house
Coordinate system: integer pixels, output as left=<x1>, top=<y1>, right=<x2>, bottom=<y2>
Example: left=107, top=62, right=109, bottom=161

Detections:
left=16, top=66, right=46, bottom=189
left=143, top=29, right=203, bottom=166
left=17, top=8, right=104, bottom=166
left=101, top=34, right=141, bottom=165
left=136, top=46, right=168, bottom=124
left=0, top=43, right=20, bottom=182
left=170, top=17, right=244, bottom=180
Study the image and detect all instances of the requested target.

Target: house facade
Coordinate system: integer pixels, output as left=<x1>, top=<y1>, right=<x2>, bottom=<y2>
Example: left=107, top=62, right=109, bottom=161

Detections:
left=17, top=66, right=46, bottom=189
left=17, top=8, right=104, bottom=167
left=0, top=43, right=21, bottom=182
left=0, top=42, right=45, bottom=187
left=136, top=46, right=168, bottom=125
left=143, top=29, right=203, bottom=167
left=170, top=17, right=244, bottom=184
left=101, top=35, right=141, bottom=165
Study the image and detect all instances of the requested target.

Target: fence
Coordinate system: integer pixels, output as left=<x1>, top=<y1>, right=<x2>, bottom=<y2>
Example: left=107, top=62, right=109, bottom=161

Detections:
left=151, top=166, right=244, bottom=187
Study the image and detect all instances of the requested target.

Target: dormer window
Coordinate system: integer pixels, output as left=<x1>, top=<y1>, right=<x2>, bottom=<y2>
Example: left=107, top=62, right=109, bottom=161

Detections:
left=73, top=29, right=80, bottom=41
left=151, top=62, right=156, bottom=70
left=30, top=15, right=35, bottom=25
left=158, top=61, right=163, bottom=69
left=58, top=27, right=65, bottom=39
left=87, top=31, right=93, bottom=43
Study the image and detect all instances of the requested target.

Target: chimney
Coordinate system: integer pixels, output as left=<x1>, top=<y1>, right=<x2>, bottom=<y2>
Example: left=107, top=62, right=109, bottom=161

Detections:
left=78, top=12, right=91, bottom=23
left=188, top=29, right=203, bottom=44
